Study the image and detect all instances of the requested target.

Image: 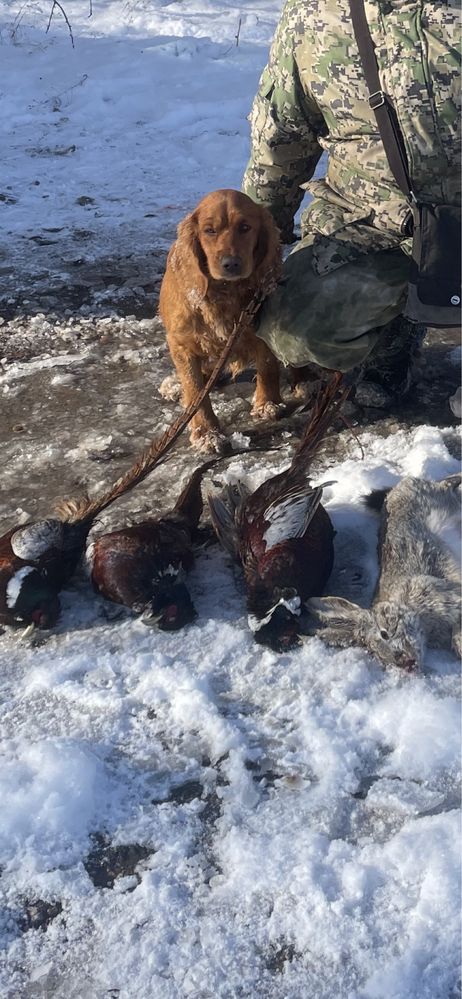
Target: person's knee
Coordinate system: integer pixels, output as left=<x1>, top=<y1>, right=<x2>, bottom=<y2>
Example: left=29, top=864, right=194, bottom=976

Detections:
left=255, top=247, right=409, bottom=371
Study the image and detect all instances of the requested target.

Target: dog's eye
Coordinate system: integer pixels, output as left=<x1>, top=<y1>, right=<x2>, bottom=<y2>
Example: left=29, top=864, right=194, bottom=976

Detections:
left=203, top=227, right=216, bottom=236
left=239, top=223, right=251, bottom=233
left=380, top=629, right=389, bottom=640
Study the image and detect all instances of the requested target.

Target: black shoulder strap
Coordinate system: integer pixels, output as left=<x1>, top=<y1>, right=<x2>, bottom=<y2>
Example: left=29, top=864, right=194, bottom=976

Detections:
left=349, top=0, right=415, bottom=203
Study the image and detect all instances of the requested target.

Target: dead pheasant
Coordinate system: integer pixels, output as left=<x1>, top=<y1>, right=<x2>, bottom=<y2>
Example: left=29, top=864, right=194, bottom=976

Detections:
left=0, top=521, right=71, bottom=631
left=0, top=291, right=273, bottom=632
left=88, top=460, right=215, bottom=630
left=208, top=374, right=348, bottom=652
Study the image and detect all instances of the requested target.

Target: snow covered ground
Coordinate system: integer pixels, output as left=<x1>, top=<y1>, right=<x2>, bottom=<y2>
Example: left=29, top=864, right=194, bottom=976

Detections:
left=0, top=2, right=461, bottom=997
left=0, top=409, right=460, bottom=999
left=1, top=0, right=322, bottom=309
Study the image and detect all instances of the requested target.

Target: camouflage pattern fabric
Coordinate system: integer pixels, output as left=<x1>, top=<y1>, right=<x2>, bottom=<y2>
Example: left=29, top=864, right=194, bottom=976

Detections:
left=243, top=0, right=461, bottom=368
left=254, top=236, right=410, bottom=370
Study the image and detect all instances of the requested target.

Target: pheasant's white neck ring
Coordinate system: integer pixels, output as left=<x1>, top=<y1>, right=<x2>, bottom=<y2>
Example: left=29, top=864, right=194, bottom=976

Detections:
left=6, top=566, right=36, bottom=608
left=248, top=595, right=301, bottom=633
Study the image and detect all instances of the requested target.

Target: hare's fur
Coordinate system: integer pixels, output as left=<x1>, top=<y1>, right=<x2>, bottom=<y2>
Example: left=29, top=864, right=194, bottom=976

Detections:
left=307, top=474, right=461, bottom=669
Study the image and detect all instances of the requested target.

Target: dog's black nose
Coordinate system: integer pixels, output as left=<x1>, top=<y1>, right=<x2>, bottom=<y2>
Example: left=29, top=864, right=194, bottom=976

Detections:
left=220, top=255, right=242, bottom=277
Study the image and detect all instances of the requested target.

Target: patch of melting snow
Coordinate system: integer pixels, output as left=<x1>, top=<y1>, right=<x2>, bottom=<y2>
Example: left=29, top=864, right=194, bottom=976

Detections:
left=0, top=352, right=91, bottom=384
left=230, top=431, right=251, bottom=450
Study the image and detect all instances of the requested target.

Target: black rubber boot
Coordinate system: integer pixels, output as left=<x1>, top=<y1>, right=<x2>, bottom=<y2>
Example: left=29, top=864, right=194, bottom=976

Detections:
left=354, top=316, right=425, bottom=409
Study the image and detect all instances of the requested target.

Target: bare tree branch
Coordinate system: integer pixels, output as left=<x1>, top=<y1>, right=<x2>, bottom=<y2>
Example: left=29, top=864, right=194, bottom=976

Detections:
left=46, top=0, right=74, bottom=48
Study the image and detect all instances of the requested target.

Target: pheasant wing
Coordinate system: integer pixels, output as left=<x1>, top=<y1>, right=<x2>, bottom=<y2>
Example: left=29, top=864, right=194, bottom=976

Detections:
left=260, top=482, right=326, bottom=552
left=238, top=477, right=330, bottom=581
left=10, top=519, right=65, bottom=560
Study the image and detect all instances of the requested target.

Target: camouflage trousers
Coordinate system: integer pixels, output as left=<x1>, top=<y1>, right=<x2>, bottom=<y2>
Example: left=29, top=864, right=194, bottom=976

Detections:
left=256, top=236, right=411, bottom=371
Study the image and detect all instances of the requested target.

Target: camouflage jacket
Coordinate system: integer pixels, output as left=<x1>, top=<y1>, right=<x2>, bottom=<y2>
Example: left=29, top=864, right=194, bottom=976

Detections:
left=243, top=0, right=461, bottom=273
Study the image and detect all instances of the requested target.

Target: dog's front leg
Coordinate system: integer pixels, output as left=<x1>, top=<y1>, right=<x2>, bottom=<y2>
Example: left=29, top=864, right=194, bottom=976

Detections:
left=251, top=339, right=283, bottom=420
left=168, top=343, right=226, bottom=453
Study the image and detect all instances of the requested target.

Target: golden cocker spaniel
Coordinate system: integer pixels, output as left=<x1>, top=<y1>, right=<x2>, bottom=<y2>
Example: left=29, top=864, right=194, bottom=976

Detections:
left=159, top=189, right=282, bottom=452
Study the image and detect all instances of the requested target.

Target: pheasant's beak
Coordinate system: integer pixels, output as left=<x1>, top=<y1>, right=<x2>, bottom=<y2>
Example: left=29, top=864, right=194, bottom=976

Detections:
left=142, top=608, right=164, bottom=626
left=20, top=622, right=35, bottom=641
left=143, top=583, right=196, bottom=631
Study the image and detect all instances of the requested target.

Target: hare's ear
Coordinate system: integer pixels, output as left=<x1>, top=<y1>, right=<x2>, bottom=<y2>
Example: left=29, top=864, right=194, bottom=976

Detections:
left=304, top=596, right=372, bottom=648
left=175, top=212, right=209, bottom=299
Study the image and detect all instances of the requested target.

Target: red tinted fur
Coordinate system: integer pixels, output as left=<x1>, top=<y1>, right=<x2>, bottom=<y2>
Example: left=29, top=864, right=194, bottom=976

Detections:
left=159, top=189, right=282, bottom=447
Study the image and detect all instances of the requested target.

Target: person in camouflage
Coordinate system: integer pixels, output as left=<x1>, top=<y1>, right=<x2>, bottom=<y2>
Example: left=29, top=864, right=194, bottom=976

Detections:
left=243, top=0, right=461, bottom=404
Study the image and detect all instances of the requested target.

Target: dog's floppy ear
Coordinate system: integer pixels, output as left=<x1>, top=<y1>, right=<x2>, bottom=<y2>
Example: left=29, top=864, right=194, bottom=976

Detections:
left=175, top=212, right=209, bottom=299
left=253, top=206, right=282, bottom=282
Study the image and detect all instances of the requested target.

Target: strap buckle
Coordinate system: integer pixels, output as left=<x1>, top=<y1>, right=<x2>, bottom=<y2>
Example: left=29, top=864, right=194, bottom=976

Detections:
left=369, top=90, right=385, bottom=109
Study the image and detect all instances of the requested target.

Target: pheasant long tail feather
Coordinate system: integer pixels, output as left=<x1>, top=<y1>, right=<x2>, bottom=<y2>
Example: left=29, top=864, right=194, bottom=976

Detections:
left=208, top=486, right=241, bottom=558
left=173, top=457, right=220, bottom=528
left=55, top=273, right=278, bottom=525
left=292, top=372, right=350, bottom=470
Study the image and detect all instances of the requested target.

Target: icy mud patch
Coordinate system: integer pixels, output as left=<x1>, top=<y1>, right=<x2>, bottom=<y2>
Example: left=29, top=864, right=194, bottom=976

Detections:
left=0, top=309, right=460, bottom=533
left=0, top=243, right=170, bottom=322
left=0, top=310, right=306, bottom=533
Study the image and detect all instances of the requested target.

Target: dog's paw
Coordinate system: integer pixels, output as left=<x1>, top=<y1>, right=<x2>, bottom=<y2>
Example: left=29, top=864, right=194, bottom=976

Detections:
left=190, top=426, right=228, bottom=454
left=159, top=374, right=182, bottom=402
left=251, top=400, right=285, bottom=421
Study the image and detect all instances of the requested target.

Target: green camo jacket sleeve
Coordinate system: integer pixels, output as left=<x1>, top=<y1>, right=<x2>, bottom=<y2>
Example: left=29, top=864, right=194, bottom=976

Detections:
left=242, top=2, right=325, bottom=240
